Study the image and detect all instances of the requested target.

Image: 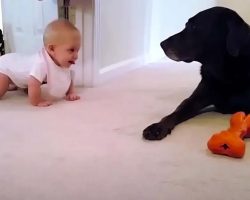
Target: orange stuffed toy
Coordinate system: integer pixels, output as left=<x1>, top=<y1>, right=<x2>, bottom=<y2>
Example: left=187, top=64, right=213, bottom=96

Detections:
left=207, top=112, right=250, bottom=158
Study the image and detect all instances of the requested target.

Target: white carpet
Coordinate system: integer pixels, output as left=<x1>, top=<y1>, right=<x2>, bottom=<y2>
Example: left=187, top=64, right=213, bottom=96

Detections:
left=1, top=60, right=250, bottom=200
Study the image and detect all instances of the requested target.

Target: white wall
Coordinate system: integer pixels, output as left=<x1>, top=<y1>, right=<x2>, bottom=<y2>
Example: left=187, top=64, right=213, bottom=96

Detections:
left=97, top=0, right=249, bottom=66
left=99, top=0, right=151, bottom=69
left=0, top=2, right=2, bottom=30
left=216, top=0, right=250, bottom=23
left=148, top=0, right=217, bottom=62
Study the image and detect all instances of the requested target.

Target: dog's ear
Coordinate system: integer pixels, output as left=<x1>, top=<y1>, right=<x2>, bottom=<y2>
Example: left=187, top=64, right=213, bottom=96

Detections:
left=227, top=18, right=249, bottom=57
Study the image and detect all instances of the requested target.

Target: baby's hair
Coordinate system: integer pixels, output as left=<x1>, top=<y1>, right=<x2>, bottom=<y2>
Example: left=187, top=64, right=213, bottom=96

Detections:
left=43, top=19, right=79, bottom=46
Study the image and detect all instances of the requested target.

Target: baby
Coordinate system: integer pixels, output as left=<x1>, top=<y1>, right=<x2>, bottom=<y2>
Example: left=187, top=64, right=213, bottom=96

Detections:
left=0, top=19, right=81, bottom=107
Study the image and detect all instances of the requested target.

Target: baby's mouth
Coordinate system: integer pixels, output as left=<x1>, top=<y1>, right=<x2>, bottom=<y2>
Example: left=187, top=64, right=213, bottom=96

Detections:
left=68, top=61, right=75, bottom=65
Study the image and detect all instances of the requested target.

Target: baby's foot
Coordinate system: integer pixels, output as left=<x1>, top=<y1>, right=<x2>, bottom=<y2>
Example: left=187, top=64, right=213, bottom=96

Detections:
left=8, top=84, right=18, bottom=91
left=23, top=88, right=28, bottom=94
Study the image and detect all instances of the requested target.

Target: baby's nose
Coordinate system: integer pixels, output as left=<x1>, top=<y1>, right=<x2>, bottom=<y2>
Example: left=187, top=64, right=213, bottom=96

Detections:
left=74, top=53, right=78, bottom=60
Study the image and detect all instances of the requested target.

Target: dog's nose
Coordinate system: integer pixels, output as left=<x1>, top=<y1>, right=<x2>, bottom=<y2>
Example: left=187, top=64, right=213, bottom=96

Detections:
left=161, top=36, right=174, bottom=51
left=160, top=40, right=167, bottom=49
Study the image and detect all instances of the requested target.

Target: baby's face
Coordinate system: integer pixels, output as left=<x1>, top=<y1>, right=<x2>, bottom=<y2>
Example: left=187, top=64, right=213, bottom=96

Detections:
left=50, top=31, right=81, bottom=68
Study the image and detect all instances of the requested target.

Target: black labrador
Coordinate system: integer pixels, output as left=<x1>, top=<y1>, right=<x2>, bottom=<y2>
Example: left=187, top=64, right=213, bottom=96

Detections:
left=143, top=6, right=250, bottom=140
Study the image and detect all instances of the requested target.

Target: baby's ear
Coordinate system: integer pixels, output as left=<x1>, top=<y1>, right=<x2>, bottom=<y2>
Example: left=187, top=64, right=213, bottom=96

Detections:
left=47, top=44, right=55, bottom=53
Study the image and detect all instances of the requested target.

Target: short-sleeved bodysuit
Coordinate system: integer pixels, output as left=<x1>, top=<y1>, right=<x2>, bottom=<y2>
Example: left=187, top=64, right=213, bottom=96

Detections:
left=0, top=48, right=71, bottom=98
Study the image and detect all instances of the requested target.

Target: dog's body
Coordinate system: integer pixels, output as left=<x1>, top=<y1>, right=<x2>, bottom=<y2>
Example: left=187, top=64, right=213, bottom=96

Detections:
left=143, top=7, right=250, bottom=140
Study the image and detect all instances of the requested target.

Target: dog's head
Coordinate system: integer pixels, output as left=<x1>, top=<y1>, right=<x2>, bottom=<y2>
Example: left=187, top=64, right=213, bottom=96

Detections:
left=161, top=7, right=250, bottom=63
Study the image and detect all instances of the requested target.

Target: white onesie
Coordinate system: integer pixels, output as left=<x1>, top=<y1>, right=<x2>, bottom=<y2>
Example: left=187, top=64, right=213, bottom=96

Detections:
left=0, top=48, right=71, bottom=98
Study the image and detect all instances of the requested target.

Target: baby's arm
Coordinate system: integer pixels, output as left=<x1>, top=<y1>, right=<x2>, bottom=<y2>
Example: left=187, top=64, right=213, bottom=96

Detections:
left=28, top=76, right=52, bottom=107
left=65, top=80, right=80, bottom=101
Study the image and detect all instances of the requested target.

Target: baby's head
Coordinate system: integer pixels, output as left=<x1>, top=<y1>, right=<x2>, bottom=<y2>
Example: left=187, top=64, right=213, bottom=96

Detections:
left=43, top=19, right=81, bottom=68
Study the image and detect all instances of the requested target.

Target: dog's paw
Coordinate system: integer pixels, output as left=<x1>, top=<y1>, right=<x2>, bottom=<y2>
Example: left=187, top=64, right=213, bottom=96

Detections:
left=143, top=123, right=171, bottom=140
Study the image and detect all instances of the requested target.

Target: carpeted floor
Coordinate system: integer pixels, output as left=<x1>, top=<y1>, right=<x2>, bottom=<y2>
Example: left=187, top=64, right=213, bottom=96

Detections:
left=1, top=60, right=250, bottom=200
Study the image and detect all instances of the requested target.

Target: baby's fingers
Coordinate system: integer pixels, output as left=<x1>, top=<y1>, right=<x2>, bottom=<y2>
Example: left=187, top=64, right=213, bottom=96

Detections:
left=65, top=95, right=80, bottom=101
left=37, top=101, right=52, bottom=107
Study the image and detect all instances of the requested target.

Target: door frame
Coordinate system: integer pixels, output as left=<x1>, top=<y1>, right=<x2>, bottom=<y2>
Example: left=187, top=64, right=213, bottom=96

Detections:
left=82, top=0, right=150, bottom=87
left=79, top=0, right=100, bottom=87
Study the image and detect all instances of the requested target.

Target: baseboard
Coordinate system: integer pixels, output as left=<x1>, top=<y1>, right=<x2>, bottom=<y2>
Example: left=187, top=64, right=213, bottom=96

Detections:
left=97, top=56, right=145, bottom=84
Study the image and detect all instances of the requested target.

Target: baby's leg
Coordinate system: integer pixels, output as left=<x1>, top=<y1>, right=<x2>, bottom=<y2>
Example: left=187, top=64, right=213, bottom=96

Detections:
left=0, top=72, right=11, bottom=98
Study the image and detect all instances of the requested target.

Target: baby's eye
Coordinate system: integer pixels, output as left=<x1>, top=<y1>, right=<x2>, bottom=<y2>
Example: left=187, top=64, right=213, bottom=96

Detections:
left=68, top=48, right=75, bottom=52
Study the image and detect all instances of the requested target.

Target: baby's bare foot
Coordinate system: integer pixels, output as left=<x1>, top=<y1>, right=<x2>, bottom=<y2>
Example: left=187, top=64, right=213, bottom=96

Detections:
left=23, top=88, right=28, bottom=94
left=8, top=84, right=18, bottom=91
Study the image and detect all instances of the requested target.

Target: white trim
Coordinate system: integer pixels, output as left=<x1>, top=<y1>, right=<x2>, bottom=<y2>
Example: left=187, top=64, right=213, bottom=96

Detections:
left=79, top=0, right=95, bottom=87
left=92, top=0, right=101, bottom=86
left=97, top=56, right=145, bottom=84
left=72, top=4, right=84, bottom=86
left=79, top=0, right=101, bottom=87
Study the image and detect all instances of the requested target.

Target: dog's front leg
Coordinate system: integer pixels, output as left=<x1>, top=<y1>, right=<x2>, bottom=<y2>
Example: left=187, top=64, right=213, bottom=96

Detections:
left=143, top=80, right=212, bottom=140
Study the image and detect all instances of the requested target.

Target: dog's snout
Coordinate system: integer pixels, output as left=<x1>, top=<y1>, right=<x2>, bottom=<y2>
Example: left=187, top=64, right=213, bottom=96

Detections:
left=160, top=36, right=175, bottom=52
left=160, top=40, right=168, bottom=50
left=160, top=38, right=180, bottom=61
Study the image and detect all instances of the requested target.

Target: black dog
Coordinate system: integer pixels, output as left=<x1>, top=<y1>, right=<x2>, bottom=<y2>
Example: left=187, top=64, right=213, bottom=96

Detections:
left=143, top=6, right=250, bottom=140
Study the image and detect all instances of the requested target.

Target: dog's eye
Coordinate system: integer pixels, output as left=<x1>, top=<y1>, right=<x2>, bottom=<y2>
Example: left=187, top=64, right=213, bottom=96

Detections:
left=185, top=22, right=198, bottom=32
left=190, top=24, right=197, bottom=30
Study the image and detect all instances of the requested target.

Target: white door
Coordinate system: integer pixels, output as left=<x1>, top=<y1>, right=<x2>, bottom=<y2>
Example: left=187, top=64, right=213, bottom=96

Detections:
left=1, top=0, right=58, bottom=54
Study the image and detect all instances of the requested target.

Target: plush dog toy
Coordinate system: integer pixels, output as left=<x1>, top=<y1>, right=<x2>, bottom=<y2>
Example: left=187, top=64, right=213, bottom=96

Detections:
left=207, top=112, right=250, bottom=158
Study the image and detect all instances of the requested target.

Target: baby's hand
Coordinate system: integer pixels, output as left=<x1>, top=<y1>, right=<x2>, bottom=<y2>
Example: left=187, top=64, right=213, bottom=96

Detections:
left=65, top=93, right=80, bottom=101
left=37, top=100, right=53, bottom=107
